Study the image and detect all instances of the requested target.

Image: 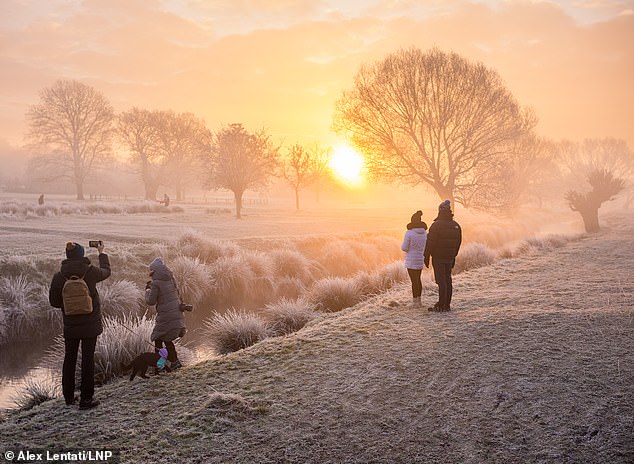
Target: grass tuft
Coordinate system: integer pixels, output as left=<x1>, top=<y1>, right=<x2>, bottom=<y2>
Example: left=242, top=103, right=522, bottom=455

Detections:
left=202, top=310, right=268, bottom=354
left=453, top=243, right=496, bottom=274
left=309, top=277, right=362, bottom=312
left=11, top=377, right=60, bottom=411
left=262, top=298, right=316, bottom=336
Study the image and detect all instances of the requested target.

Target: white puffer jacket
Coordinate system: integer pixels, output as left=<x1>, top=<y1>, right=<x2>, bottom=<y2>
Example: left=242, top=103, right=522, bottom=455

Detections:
left=401, top=228, right=428, bottom=270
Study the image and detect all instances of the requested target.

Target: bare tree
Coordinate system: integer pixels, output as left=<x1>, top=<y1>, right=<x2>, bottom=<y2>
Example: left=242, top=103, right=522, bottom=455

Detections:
left=154, top=111, right=210, bottom=201
left=119, top=109, right=210, bottom=201
left=25, top=80, right=114, bottom=200
left=333, top=47, right=536, bottom=209
left=118, top=108, right=163, bottom=200
left=204, top=124, right=279, bottom=218
left=565, top=169, right=624, bottom=232
left=281, top=144, right=316, bottom=210
left=307, top=143, right=332, bottom=204
left=555, top=137, right=634, bottom=208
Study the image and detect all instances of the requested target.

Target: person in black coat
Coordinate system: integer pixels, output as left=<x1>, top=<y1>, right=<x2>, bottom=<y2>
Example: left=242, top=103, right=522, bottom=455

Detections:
left=424, top=200, right=462, bottom=311
left=49, top=241, right=111, bottom=409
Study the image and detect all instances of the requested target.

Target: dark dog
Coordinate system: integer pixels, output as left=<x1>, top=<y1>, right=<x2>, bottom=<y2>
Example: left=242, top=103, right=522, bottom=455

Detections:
left=121, top=352, right=171, bottom=380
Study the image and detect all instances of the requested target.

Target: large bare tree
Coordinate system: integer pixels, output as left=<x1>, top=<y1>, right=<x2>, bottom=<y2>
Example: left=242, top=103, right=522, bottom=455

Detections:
left=25, top=80, right=114, bottom=200
left=333, top=47, right=536, bottom=209
left=118, top=109, right=210, bottom=201
left=118, top=108, right=163, bottom=200
left=154, top=111, right=210, bottom=201
left=204, top=124, right=279, bottom=218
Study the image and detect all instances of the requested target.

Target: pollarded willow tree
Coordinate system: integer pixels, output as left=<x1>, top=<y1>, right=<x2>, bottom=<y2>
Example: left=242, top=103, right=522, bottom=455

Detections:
left=25, top=80, right=114, bottom=200
left=333, top=47, right=537, bottom=210
left=204, top=124, right=279, bottom=219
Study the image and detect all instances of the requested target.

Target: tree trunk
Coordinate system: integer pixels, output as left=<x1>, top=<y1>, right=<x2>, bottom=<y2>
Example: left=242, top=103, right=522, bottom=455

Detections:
left=577, top=205, right=600, bottom=233
left=75, top=179, right=84, bottom=200
left=295, top=188, right=300, bottom=210
left=144, top=183, right=158, bottom=201
left=234, top=190, right=243, bottom=219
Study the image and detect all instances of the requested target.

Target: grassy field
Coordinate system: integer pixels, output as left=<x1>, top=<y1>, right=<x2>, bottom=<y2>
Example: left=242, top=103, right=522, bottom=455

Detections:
left=0, top=203, right=631, bottom=463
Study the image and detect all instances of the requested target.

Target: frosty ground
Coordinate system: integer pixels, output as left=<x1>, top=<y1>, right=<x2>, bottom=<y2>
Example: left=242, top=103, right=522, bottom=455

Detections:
left=0, top=209, right=631, bottom=463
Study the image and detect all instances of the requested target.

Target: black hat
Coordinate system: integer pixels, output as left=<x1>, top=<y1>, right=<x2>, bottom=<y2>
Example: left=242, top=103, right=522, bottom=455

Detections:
left=65, top=242, right=85, bottom=259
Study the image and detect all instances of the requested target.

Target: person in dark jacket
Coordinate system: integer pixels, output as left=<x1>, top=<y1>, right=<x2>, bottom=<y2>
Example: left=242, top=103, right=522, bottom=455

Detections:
left=49, top=241, right=111, bottom=409
left=402, top=210, right=428, bottom=307
left=424, top=200, right=462, bottom=312
left=145, top=257, right=185, bottom=370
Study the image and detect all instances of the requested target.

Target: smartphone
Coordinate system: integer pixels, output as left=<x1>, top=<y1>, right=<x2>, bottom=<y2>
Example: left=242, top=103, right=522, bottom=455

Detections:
left=88, top=240, right=103, bottom=248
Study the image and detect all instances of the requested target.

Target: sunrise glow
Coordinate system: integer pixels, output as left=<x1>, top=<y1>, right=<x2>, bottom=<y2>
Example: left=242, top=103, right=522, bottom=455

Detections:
left=329, top=144, right=365, bottom=187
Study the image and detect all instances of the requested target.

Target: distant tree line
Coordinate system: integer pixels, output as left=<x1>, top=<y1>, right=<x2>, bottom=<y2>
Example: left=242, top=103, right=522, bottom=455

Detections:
left=24, top=47, right=633, bottom=224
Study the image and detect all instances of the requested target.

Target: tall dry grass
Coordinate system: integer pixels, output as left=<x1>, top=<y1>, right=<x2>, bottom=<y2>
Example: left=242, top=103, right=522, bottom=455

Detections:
left=262, top=298, right=317, bottom=336
left=0, top=275, right=55, bottom=345
left=11, top=376, right=60, bottom=411
left=309, top=277, right=363, bottom=312
left=202, top=310, right=268, bottom=354
left=176, top=229, right=240, bottom=263
left=98, top=279, right=144, bottom=318
left=170, top=255, right=211, bottom=306
left=43, top=314, right=193, bottom=384
left=0, top=200, right=183, bottom=218
left=453, top=243, right=497, bottom=274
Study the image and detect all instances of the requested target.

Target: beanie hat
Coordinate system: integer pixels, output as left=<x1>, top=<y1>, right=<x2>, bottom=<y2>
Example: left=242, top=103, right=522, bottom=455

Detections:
left=158, top=348, right=168, bottom=359
left=65, top=241, right=85, bottom=259
left=410, top=210, right=423, bottom=223
left=438, top=200, right=451, bottom=212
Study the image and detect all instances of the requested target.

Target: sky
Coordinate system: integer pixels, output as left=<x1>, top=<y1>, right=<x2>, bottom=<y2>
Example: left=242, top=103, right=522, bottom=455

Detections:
left=1, top=0, right=633, bottom=171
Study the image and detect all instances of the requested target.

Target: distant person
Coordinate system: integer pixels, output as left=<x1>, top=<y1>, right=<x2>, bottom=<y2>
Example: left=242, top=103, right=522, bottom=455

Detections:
left=145, top=257, right=185, bottom=370
left=401, top=210, right=428, bottom=307
left=38, top=193, right=44, bottom=205
left=160, top=193, right=170, bottom=207
left=49, top=241, right=111, bottom=409
left=424, top=200, right=462, bottom=312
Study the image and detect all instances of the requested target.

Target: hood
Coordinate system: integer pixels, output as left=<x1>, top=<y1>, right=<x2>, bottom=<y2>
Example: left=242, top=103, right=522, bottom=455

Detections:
left=149, top=257, right=173, bottom=281
left=412, top=228, right=427, bottom=235
left=60, top=257, right=91, bottom=277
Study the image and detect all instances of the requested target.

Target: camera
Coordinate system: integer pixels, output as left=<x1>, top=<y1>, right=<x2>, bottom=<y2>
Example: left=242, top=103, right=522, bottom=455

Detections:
left=88, top=240, right=103, bottom=248
left=179, top=303, right=193, bottom=312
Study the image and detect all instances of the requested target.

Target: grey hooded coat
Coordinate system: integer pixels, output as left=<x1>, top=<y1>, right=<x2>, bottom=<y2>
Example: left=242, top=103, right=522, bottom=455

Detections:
left=145, top=258, right=185, bottom=342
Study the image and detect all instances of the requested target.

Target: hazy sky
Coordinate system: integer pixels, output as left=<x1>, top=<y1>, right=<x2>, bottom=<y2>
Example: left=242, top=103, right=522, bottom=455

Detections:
left=1, top=0, right=633, bottom=164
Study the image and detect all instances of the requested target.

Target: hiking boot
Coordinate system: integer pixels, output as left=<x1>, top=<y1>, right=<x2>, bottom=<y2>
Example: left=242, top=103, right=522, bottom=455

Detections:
left=65, top=395, right=78, bottom=406
left=79, top=399, right=100, bottom=410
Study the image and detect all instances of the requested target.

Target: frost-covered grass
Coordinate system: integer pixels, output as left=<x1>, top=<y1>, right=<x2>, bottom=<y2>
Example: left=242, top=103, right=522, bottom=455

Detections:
left=309, top=277, right=362, bottom=312
left=1, top=212, right=629, bottom=464
left=11, top=377, right=59, bottom=411
left=0, top=275, right=56, bottom=345
left=0, top=200, right=183, bottom=217
left=262, top=298, right=317, bottom=336
left=202, top=310, right=268, bottom=354
left=43, top=315, right=193, bottom=384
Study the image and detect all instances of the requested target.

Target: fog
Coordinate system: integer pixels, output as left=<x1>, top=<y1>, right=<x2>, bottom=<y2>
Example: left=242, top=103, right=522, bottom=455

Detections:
left=1, top=1, right=633, bottom=187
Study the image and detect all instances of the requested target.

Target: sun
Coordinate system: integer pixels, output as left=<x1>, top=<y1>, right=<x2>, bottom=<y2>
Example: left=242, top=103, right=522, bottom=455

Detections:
left=329, top=144, right=365, bottom=186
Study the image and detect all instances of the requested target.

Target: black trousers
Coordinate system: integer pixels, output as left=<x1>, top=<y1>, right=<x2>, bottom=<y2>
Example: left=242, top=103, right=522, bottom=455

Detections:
left=155, top=339, right=178, bottom=362
left=63, top=336, right=97, bottom=403
left=432, top=261, right=453, bottom=309
left=407, top=268, right=423, bottom=298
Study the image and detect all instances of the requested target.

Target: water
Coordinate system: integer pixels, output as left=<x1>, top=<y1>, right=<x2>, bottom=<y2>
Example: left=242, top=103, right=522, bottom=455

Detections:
left=0, top=339, right=53, bottom=409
